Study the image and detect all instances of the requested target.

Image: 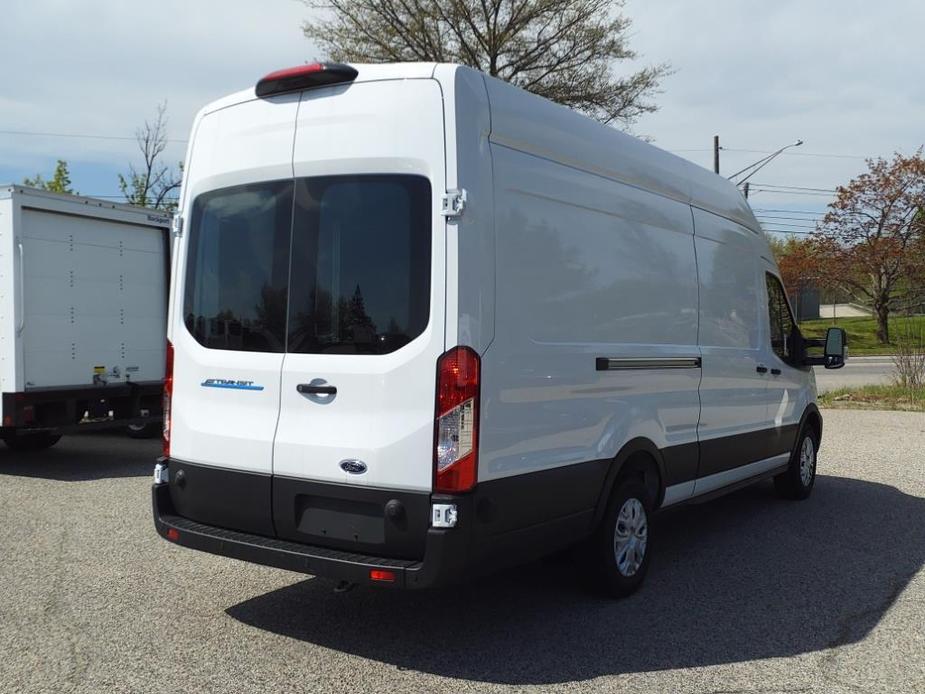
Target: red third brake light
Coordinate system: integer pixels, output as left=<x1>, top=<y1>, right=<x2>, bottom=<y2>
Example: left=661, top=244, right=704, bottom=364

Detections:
left=162, top=340, right=174, bottom=458
left=434, top=347, right=480, bottom=493
left=255, top=62, right=358, bottom=98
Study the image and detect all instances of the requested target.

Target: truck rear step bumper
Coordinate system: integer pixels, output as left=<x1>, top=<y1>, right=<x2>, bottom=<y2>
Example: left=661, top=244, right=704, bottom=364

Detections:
left=2, top=381, right=163, bottom=433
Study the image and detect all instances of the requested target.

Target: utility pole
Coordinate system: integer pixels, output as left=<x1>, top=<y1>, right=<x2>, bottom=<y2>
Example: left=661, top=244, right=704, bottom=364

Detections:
left=713, top=135, right=720, bottom=174
left=743, top=181, right=750, bottom=199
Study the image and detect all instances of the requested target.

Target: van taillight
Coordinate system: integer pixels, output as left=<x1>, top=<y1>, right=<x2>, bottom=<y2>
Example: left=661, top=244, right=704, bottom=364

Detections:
left=162, top=340, right=174, bottom=458
left=434, top=347, right=480, bottom=493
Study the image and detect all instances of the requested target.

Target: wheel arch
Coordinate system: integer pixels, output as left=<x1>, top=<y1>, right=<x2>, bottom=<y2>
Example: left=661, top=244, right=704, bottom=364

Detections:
left=799, top=403, right=823, bottom=446
left=592, top=437, right=666, bottom=526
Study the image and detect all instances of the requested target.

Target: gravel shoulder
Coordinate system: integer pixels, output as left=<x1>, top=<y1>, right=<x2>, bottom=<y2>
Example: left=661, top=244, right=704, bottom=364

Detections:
left=1, top=411, right=923, bottom=694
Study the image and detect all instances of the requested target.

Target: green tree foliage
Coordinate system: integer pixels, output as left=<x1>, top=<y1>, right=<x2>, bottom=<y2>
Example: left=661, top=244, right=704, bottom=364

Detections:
left=303, top=0, right=670, bottom=127
left=813, top=149, right=925, bottom=344
left=119, top=102, right=182, bottom=211
left=23, top=160, right=76, bottom=195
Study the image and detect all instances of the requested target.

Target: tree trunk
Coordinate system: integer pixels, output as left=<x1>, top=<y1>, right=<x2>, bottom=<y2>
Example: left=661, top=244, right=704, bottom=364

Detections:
left=874, top=302, right=890, bottom=344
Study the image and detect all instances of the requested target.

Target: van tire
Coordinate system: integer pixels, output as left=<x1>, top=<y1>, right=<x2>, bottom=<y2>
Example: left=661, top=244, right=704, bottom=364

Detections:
left=594, top=478, right=652, bottom=598
left=774, top=427, right=818, bottom=500
left=2, top=432, right=62, bottom=452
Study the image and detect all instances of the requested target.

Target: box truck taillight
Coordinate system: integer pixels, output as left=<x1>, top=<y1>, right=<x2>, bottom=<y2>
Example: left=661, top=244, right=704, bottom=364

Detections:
left=434, top=347, right=480, bottom=493
left=256, top=62, right=358, bottom=98
left=162, top=341, right=173, bottom=458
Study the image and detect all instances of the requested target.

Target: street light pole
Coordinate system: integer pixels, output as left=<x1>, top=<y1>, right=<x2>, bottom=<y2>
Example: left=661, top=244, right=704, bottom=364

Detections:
left=728, top=140, right=804, bottom=191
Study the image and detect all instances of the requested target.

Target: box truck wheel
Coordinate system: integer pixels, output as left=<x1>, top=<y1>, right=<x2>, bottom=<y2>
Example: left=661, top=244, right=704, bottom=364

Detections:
left=126, top=423, right=160, bottom=439
left=774, top=427, right=818, bottom=500
left=2, top=432, right=62, bottom=452
left=594, top=478, right=652, bottom=598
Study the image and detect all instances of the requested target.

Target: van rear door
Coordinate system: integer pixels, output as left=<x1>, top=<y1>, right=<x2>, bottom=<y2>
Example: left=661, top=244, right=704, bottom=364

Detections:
left=271, top=79, right=447, bottom=553
left=168, top=96, right=299, bottom=536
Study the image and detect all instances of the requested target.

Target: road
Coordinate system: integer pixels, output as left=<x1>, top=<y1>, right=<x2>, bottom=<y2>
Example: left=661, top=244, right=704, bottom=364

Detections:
left=1, top=411, right=924, bottom=694
left=814, top=356, right=894, bottom=394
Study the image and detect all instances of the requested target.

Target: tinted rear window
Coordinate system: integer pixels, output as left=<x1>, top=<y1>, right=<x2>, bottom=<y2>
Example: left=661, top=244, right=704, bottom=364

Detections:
left=288, top=176, right=431, bottom=354
left=184, top=180, right=292, bottom=352
left=183, top=175, right=431, bottom=354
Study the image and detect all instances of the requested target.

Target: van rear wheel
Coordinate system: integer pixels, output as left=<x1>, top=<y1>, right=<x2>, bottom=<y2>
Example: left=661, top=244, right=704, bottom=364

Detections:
left=594, top=479, right=652, bottom=598
left=2, top=432, right=62, bottom=452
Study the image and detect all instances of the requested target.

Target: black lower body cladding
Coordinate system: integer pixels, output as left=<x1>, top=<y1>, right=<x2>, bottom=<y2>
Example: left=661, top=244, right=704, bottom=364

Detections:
left=153, top=422, right=807, bottom=589
left=153, top=458, right=610, bottom=588
left=165, top=459, right=432, bottom=560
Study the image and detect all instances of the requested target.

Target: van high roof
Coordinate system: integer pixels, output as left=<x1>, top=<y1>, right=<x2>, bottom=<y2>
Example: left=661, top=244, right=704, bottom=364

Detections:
left=197, top=62, right=759, bottom=234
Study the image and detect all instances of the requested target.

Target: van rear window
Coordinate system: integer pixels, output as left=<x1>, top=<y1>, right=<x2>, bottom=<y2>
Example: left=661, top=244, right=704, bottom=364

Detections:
left=183, top=175, right=431, bottom=355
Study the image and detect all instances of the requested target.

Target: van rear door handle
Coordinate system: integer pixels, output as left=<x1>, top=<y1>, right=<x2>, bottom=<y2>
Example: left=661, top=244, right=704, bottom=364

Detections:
left=756, top=365, right=768, bottom=374
left=297, top=383, right=337, bottom=395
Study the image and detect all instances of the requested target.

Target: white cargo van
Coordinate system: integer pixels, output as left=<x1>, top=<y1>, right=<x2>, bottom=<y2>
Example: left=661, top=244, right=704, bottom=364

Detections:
left=0, top=186, right=168, bottom=450
left=153, top=63, right=846, bottom=596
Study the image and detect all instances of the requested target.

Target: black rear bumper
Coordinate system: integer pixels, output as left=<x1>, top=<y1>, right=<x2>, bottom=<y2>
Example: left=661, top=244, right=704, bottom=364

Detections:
left=152, top=482, right=470, bottom=589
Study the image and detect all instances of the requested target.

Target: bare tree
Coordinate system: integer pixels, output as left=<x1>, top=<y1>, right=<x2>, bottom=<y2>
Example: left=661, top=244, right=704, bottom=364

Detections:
left=303, top=0, right=670, bottom=127
left=119, top=102, right=182, bottom=211
left=812, top=149, right=925, bottom=344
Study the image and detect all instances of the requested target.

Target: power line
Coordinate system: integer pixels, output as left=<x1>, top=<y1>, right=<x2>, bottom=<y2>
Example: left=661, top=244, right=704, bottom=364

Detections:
left=756, top=221, right=818, bottom=230
left=723, top=148, right=866, bottom=160
left=751, top=189, right=834, bottom=197
left=0, top=129, right=187, bottom=144
left=751, top=182, right=837, bottom=193
left=752, top=208, right=827, bottom=215
left=754, top=214, right=823, bottom=221
left=668, top=147, right=867, bottom=160
left=754, top=216, right=819, bottom=225
left=761, top=232, right=816, bottom=236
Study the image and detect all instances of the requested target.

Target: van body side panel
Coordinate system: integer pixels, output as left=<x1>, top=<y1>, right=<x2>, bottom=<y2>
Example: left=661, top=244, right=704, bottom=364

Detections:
left=442, top=65, right=495, bottom=354
left=168, top=95, right=300, bottom=477
left=480, top=144, right=701, bottom=492
left=272, top=80, right=447, bottom=501
left=692, top=208, right=789, bottom=482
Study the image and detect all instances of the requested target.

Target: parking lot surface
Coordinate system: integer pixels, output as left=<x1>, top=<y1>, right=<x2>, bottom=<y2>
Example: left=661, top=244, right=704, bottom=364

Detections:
left=1, top=410, right=923, bottom=694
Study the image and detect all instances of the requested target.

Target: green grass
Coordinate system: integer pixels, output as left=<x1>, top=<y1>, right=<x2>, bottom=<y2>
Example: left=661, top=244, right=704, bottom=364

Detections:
left=799, top=315, right=925, bottom=355
left=818, top=384, right=925, bottom=412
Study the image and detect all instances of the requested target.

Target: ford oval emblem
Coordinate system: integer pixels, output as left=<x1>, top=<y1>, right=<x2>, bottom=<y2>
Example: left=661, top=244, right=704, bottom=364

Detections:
left=340, top=459, right=367, bottom=475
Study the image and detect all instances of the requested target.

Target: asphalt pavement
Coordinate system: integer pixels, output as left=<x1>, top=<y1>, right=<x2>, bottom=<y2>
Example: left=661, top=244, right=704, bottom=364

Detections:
left=814, top=356, right=895, bottom=394
left=1, top=411, right=923, bottom=694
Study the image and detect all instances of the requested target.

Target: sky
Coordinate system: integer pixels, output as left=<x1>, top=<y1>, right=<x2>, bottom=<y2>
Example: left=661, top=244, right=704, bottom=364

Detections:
left=1, top=0, right=923, bottom=235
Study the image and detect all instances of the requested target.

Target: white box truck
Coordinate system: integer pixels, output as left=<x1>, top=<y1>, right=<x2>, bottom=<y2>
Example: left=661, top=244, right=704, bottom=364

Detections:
left=0, top=185, right=168, bottom=450
left=153, top=63, right=847, bottom=596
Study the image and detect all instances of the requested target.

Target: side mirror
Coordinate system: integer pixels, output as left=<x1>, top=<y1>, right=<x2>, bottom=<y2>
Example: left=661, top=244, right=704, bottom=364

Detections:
left=823, top=327, right=847, bottom=369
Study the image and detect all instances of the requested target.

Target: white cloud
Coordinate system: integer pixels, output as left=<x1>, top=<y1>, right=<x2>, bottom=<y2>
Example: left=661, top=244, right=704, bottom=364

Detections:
left=626, top=0, right=925, bottom=216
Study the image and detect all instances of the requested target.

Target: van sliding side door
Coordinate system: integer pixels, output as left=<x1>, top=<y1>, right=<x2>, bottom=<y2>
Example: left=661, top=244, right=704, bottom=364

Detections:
left=693, top=209, right=772, bottom=491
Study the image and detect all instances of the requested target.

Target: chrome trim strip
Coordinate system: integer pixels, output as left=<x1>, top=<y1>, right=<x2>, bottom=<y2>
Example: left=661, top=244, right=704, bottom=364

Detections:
left=596, top=357, right=702, bottom=371
left=661, top=453, right=790, bottom=507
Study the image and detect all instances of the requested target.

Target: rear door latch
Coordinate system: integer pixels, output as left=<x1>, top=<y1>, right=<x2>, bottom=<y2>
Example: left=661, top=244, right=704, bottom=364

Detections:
left=440, top=189, right=467, bottom=218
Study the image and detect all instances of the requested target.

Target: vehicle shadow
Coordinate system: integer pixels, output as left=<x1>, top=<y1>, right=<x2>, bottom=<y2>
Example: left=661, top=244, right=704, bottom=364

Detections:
left=0, top=431, right=156, bottom=481
left=227, top=475, right=925, bottom=685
